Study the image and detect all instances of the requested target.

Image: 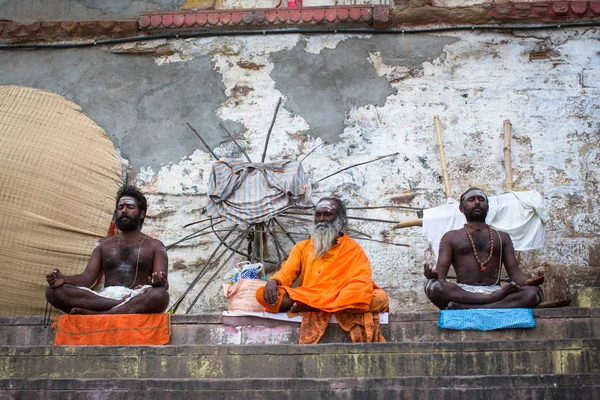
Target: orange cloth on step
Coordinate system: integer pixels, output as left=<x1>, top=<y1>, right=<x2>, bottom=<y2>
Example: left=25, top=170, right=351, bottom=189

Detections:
left=256, top=234, right=388, bottom=343
left=53, top=313, right=171, bottom=345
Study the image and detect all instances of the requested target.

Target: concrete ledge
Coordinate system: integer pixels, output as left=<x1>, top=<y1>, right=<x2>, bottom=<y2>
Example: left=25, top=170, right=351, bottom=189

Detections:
left=0, top=339, right=598, bottom=378
left=1, top=308, right=598, bottom=346
left=1, top=374, right=599, bottom=399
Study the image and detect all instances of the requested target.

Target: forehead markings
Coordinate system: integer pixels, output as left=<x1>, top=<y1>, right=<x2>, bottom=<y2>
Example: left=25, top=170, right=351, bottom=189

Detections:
left=119, top=196, right=136, bottom=206
left=463, top=189, right=487, bottom=200
left=316, top=201, right=337, bottom=212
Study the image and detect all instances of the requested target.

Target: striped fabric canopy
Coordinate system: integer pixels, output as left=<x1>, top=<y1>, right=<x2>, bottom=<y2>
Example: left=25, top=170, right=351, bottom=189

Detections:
left=205, top=160, right=313, bottom=224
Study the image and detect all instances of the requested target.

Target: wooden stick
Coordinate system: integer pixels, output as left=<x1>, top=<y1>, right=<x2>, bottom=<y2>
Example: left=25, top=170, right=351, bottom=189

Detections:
left=434, top=116, right=451, bottom=198
left=219, top=122, right=252, bottom=163
left=503, top=119, right=513, bottom=191
left=186, top=121, right=219, bottom=160
left=261, top=97, right=282, bottom=163
left=392, top=218, right=423, bottom=230
left=283, top=211, right=400, bottom=225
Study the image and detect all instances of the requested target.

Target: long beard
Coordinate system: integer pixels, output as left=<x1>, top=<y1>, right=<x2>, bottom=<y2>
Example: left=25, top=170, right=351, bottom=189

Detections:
left=312, top=218, right=343, bottom=258
left=115, top=214, right=141, bottom=232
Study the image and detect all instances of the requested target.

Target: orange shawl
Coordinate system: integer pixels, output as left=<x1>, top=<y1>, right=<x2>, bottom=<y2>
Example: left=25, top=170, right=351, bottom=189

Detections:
left=270, top=234, right=375, bottom=312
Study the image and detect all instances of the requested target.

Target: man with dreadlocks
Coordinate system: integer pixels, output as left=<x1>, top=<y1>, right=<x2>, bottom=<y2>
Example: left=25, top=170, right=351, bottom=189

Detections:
left=256, top=197, right=389, bottom=344
left=45, top=185, right=169, bottom=314
left=424, top=187, right=544, bottom=310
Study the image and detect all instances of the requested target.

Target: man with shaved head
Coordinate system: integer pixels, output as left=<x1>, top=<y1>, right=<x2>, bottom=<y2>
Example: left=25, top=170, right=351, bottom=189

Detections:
left=256, top=197, right=388, bottom=344
left=424, top=187, right=544, bottom=309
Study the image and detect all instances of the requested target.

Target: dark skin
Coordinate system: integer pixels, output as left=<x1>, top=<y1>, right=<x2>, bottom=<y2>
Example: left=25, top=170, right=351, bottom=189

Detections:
left=263, top=199, right=340, bottom=313
left=46, top=196, right=169, bottom=314
left=424, top=191, right=544, bottom=309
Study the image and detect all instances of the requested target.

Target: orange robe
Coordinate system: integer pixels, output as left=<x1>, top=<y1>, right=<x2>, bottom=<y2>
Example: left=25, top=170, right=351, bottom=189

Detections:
left=256, top=234, right=388, bottom=343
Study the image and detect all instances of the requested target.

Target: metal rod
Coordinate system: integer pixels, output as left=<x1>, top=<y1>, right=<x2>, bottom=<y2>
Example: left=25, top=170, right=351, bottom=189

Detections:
left=210, top=223, right=279, bottom=264
left=185, top=230, right=247, bottom=313
left=298, top=142, right=325, bottom=164
left=315, top=152, right=398, bottom=183
left=186, top=121, right=220, bottom=160
left=273, top=217, right=297, bottom=245
left=265, top=220, right=284, bottom=265
left=169, top=225, right=237, bottom=313
left=283, top=211, right=400, bottom=225
left=261, top=97, right=282, bottom=163
left=258, top=222, right=265, bottom=269
left=183, top=217, right=221, bottom=229
left=165, top=220, right=226, bottom=251
left=219, top=122, right=252, bottom=163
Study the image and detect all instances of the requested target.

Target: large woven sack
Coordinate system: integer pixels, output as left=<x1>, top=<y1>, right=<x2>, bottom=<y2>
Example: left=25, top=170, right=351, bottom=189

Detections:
left=223, top=276, right=266, bottom=312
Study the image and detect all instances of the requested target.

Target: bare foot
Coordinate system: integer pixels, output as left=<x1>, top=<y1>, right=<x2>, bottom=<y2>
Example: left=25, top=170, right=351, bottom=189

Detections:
left=290, top=301, right=319, bottom=313
left=493, top=282, right=520, bottom=301
left=70, top=307, right=101, bottom=315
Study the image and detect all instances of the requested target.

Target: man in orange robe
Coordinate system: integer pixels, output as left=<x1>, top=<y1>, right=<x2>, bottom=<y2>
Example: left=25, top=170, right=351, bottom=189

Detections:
left=256, top=197, right=389, bottom=344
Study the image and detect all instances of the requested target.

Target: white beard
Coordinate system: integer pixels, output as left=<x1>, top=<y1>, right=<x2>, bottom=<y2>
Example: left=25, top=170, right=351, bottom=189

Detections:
left=312, top=217, right=343, bottom=258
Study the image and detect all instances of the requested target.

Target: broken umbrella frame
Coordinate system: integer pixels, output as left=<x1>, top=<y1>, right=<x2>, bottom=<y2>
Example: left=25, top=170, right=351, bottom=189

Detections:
left=168, top=98, right=419, bottom=314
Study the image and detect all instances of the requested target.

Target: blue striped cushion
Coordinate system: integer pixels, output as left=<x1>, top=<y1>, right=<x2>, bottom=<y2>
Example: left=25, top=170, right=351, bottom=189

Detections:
left=438, top=308, right=536, bottom=331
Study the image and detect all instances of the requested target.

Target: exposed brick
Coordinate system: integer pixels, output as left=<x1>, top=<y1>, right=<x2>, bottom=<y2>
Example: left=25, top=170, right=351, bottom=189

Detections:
left=98, top=21, right=115, bottom=31
left=531, top=4, right=550, bottom=17
left=590, top=1, right=600, bottom=14
left=373, top=5, right=389, bottom=29
left=552, top=2, right=569, bottom=14
left=59, top=22, right=77, bottom=34
left=313, top=9, right=325, bottom=23
left=514, top=3, right=532, bottom=11
left=495, top=3, right=514, bottom=15
left=570, top=2, right=588, bottom=15
left=207, top=12, right=220, bottom=25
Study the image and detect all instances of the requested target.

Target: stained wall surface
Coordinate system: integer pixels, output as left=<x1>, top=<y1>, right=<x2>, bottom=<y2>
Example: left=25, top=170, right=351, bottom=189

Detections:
left=1, top=28, right=598, bottom=313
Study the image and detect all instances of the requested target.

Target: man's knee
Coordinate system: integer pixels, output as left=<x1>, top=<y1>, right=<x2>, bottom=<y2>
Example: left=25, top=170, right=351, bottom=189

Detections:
left=145, top=287, right=169, bottom=311
left=522, top=286, right=543, bottom=308
left=425, top=279, right=443, bottom=300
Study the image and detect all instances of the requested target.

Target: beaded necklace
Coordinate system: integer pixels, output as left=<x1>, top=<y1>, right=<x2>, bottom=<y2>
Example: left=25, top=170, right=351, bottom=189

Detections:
left=464, top=224, right=494, bottom=272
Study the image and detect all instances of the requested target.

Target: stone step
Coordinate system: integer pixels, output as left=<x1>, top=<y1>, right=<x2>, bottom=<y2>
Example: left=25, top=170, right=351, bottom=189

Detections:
left=3, top=308, right=598, bottom=346
left=2, top=374, right=599, bottom=399
left=1, top=339, right=598, bottom=379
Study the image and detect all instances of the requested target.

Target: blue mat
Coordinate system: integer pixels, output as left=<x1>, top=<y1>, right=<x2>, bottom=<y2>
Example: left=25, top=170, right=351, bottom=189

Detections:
left=438, top=308, right=536, bottom=331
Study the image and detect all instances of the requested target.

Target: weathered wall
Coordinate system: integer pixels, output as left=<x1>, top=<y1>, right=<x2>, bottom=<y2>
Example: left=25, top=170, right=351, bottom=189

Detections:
left=1, top=28, right=598, bottom=313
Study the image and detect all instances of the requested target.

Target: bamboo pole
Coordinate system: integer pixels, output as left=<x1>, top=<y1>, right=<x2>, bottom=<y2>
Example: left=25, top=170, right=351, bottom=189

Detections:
left=391, top=218, right=423, bottom=230
left=434, top=116, right=452, bottom=198
left=503, top=119, right=513, bottom=191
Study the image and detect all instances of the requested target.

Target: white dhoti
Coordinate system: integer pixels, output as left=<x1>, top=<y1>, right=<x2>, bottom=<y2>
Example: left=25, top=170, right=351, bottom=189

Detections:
left=457, top=283, right=502, bottom=295
left=78, top=285, right=152, bottom=310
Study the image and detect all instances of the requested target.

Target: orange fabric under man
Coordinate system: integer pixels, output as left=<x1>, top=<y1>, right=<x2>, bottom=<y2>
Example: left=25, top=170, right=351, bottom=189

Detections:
left=256, top=197, right=389, bottom=344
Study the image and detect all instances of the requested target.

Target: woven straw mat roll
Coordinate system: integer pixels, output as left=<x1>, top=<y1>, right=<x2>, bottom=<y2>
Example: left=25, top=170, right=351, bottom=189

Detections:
left=0, top=86, right=121, bottom=316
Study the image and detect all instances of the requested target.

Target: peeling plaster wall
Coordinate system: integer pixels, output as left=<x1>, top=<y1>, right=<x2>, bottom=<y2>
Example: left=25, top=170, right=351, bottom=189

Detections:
left=1, top=29, right=599, bottom=313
